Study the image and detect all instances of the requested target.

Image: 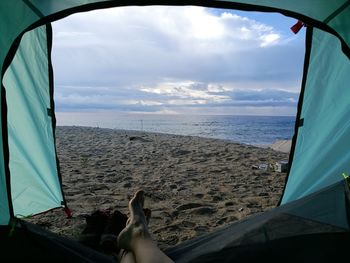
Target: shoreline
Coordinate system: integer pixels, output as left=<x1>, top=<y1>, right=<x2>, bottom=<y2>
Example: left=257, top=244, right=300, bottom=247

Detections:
left=28, top=126, right=289, bottom=250
left=57, top=125, right=292, bottom=153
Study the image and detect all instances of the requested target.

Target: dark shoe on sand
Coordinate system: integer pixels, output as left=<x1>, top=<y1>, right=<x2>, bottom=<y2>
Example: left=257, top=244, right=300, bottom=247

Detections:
left=100, top=210, right=128, bottom=254
left=79, top=210, right=110, bottom=249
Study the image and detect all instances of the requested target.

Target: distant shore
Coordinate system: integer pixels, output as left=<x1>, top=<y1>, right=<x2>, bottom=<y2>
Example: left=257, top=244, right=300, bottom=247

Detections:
left=56, top=113, right=295, bottom=146
left=28, top=126, right=289, bottom=250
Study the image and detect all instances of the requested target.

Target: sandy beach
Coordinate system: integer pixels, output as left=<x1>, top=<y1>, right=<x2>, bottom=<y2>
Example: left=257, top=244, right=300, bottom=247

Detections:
left=27, top=126, right=289, bottom=250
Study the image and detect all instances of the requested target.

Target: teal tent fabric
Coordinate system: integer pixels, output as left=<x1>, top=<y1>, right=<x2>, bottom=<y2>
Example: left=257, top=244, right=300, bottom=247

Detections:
left=3, top=24, right=64, bottom=217
left=0, top=1, right=350, bottom=225
left=286, top=181, right=349, bottom=228
left=281, top=28, right=350, bottom=204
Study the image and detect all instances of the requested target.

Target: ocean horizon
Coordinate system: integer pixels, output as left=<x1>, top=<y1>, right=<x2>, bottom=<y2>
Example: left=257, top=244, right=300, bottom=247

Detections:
left=56, top=112, right=295, bottom=146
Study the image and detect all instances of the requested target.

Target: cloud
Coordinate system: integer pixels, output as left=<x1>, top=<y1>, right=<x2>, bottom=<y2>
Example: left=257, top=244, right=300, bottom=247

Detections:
left=52, top=6, right=304, bottom=115
left=55, top=81, right=299, bottom=115
left=140, top=81, right=230, bottom=102
left=259, top=33, right=280, bottom=47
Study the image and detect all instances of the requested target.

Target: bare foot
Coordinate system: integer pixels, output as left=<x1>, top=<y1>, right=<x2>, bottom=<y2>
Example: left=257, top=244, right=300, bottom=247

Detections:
left=117, top=190, right=151, bottom=251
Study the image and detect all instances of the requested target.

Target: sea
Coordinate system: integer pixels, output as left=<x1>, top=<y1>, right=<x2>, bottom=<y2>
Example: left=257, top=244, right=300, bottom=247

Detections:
left=56, top=112, right=295, bottom=146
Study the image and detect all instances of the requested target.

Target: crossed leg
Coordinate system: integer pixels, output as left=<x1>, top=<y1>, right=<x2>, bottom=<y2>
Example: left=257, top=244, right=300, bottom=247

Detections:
left=118, top=190, right=174, bottom=263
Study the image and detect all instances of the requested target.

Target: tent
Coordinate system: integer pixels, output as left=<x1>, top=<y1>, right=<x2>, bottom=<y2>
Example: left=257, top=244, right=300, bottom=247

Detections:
left=1, top=0, right=349, bottom=261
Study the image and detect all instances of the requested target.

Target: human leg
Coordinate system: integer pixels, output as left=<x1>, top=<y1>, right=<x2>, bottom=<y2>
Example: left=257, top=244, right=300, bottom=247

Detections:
left=118, top=190, right=174, bottom=263
left=119, top=251, right=136, bottom=263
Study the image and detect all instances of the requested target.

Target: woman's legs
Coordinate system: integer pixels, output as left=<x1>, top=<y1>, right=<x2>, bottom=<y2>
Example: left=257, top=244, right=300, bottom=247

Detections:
left=118, top=190, right=174, bottom=263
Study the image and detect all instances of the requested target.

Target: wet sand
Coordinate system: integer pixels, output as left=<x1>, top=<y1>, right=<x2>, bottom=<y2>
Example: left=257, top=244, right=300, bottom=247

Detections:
left=28, top=126, right=289, bottom=250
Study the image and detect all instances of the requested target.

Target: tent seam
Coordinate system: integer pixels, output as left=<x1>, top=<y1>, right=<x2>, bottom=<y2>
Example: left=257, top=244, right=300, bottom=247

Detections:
left=278, top=26, right=314, bottom=206
left=22, top=0, right=45, bottom=18
left=323, top=0, right=350, bottom=24
left=46, top=24, right=69, bottom=210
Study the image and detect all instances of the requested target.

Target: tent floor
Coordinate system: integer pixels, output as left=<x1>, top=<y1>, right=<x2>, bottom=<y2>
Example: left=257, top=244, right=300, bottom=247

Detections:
left=183, top=232, right=350, bottom=263
left=0, top=222, right=115, bottom=263
left=0, top=220, right=349, bottom=262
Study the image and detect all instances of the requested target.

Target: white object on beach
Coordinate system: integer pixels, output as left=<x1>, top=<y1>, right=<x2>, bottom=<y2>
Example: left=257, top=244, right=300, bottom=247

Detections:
left=275, top=160, right=288, bottom=172
left=258, top=163, right=268, bottom=170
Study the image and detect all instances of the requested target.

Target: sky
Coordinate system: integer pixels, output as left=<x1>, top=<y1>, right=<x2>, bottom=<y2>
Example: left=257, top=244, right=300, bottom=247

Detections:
left=52, top=6, right=305, bottom=116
